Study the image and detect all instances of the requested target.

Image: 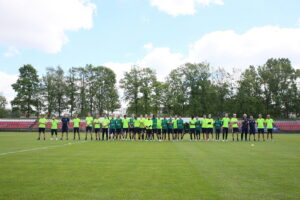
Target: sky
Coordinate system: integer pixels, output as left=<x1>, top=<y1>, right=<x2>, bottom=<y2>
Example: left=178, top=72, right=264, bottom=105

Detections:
left=0, top=0, right=300, bottom=106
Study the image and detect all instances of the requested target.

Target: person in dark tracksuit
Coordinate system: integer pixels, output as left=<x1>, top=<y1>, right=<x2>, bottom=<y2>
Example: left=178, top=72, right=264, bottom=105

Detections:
left=214, top=117, right=222, bottom=141
left=241, top=114, right=249, bottom=141
left=249, top=115, right=256, bottom=141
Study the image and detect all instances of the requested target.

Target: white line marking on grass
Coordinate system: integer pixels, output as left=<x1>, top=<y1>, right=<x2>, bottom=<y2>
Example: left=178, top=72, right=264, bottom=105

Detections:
left=0, top=141, right=87, bottom=156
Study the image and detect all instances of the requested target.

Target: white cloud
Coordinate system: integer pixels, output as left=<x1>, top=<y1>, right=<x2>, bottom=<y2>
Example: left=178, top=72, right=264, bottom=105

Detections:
left=105, top=25, right=300, bottom=85
left=0, top=0, right=96, bottom=53
left=104, top=62, right=134, bottom=83
left=3, top=46, right=20, bottom=57
left=0, top=72, right=18, bottom=108
left=143, top=43, right=154, bottom=50
left=105, top=45, right=185, bottom=81
left=137, top=46, right=185, bottom=80
left=188, top=26, right=300, bottom=69
left=150, top=0, right=224, bottom=16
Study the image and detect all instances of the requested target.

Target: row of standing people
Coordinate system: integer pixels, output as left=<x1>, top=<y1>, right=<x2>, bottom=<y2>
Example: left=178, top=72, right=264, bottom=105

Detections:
left=37, top=113, right=274, bottom=142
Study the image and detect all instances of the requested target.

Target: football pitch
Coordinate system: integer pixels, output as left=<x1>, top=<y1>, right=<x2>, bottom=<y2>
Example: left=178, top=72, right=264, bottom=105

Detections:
left=0, top=133, right=299, bottom=200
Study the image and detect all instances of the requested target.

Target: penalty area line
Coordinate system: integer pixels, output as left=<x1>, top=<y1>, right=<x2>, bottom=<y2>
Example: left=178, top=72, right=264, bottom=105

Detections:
left=0, top=141, right=87, bottom=156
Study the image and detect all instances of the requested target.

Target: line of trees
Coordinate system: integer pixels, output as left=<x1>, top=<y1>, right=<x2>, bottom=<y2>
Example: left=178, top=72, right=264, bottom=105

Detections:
left=1, top=57, right=299, bottom=119
left=9, top=64, right=120, bottom=118
left=120, top=58, right=300, bottom=118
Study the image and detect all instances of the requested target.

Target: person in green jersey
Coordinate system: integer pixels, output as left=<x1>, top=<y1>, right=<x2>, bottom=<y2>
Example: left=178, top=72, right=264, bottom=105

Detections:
left=50, top=116, right=59, bottom=140
left=231, top=114, right=239, bottom=141
left=167, top=116, right=174, bottom=141
left=73, top=115, right=81, bottom=140
left=85, top=113, right=94, bottom=140
left=94, top=114, right=101, bottom=140
left=129, top=114, right=135, bottom=140
left=256, top=114, right=265, bottom=141
left=201, top=114, right=207, bottom=140
left=214, top=117, right=222, bottom=141
left=122, top=115, right=130, bottom=140
left=195, top=116, right=201, bottom=141
left=206, top=114, right=214, bottom=141
left=189, top=116, right=196, bottom=141
left=177, top=116, right=184, bottom=140
left=102, top=115, right=110, bottom=140
left=133, top=116, right=140, bottom=140
left=151, top=115, right=157, bottom=141
left=145, top=116, right=153, bottom=141
left=221, top=113, right=230, bottom=141
left=173, top=115, right=178, bottom=140
left=156, top=116, right=162, bottom=141
left=266, top=114, right=274, bottom=140
left=38, top=114, right=47, bottom=140
left=109, top=115, right=117, bottom=140
left=143, top=115, right=149, bottom=140
left=162, top=117, right=168, bottom=141
left=116, top=115, right=123, bottom=141
left=139, top=115, right=146, bottom=140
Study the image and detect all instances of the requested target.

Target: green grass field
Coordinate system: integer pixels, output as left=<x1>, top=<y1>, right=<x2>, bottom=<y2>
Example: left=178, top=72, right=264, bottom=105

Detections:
left=0, top=132, right=299, bottom=200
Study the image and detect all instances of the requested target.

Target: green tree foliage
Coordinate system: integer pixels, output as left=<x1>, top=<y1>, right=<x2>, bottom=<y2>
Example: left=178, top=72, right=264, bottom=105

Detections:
left=120, top=66, right=141, bottom=115
left=120, top=66, right=158, bottom=115
left=11, top=65, right=40, bottom=117
left=234, top=66, right=264, bottom=116
left=42, top=66, right=68, bottom=117
left=0, top=94, right=7, bottom=118
left=65, top=67, right=78, bottom=117
left=7, top=58, right=300, bottom=119
left=257, top=58, right=299, bottom=118
left=73, top=65, right=120, bottom=116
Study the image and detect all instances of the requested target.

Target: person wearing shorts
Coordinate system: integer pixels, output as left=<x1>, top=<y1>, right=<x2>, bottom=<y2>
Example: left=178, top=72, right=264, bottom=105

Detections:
left=85, top=113, right=93, bottom=140
left=206, top=114, right=214, bottom=141
left=195, top=117, right=201, bottom=141
left=133, top=116, right=140, bottom=141
left=172, top=116, right=178, bottom=141
left=256, top=114, right=265, bottom=141
left=156, top=116, right=162, bottom=141
left=115, top=115, right=123, bottom=140
left=102, top=115, right=110, bottom=141
left=231, top=114, right=239, bottom=141
left=201, top=115, right=207, bottom=140
left=189, top=116, right=196, bottom=141
left=162, top=117, right=168, bottom=141
left=177, top=117, right=184, bottom=141
left=145, top=117, right=153, bottom=141
left=122, top=115, right=130, bottom=140
left=38, top=114, right=47, bottom=140
left=139, top=115, right=146, bottom=140
left=265, top=115, right=274, bottom=141
left=72, top=115, right=81, bottom=140
left=222, top=113, right=230, bottom=141
left=167, top=116, right=174, bottom=141
left=50, top=116, right=59, bottom=140
left=109, top=115, right=117, bottom=140
left=129, top=114, right=135, bottom=140
left=94, top=114, right=101, bottom=140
